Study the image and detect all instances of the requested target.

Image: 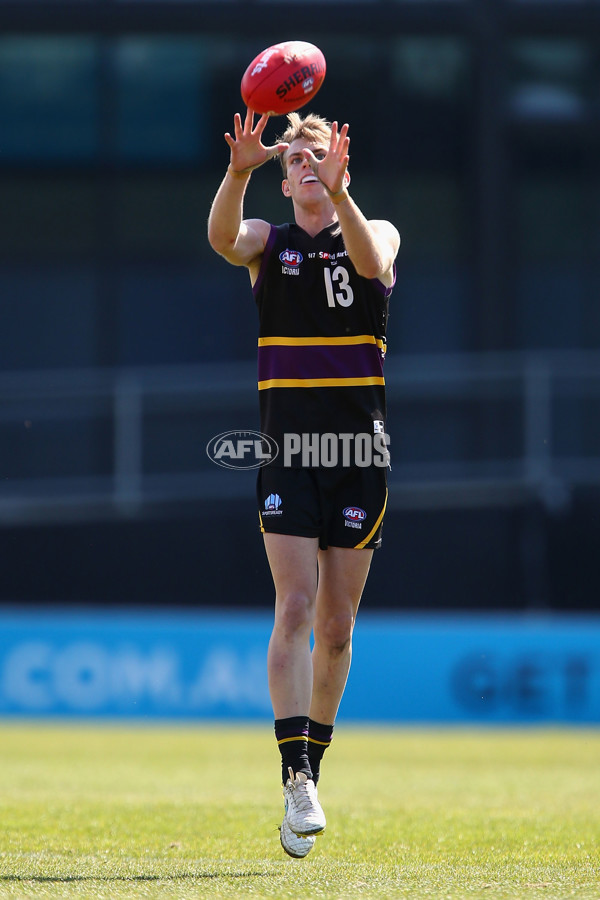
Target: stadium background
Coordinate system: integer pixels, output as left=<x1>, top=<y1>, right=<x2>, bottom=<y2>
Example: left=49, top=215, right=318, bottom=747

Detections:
left=0, top=0, right=599, bottom=721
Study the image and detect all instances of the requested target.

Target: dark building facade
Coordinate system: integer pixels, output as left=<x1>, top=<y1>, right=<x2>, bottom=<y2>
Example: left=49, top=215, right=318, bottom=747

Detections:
left=1, top=1, right=600, bottom=612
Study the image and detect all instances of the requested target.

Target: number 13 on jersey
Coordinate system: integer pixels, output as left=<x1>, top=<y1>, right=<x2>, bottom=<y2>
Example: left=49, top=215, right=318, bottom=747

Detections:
left=324, top=265, right=354, bottom=308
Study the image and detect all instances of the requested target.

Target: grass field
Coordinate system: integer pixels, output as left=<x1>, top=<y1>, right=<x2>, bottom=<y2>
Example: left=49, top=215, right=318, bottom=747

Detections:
left=0, top=724, right=598, bottom=899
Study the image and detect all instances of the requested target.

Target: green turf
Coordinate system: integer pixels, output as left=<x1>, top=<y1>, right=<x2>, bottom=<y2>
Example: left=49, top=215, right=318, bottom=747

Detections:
left=0, top=724, right=598, bottom=899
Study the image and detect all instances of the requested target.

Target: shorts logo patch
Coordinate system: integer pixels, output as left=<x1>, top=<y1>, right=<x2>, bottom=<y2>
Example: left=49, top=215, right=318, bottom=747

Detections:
left=343, top=506, right=366, bottom=530
left=263, top=493, right=283, bottom=517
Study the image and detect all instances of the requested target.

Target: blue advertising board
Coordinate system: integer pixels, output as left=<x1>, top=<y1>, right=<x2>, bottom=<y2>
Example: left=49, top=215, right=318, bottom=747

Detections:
left=348, top=614, right=600, bottom=723
left=0, top=610, right=598, bottom=722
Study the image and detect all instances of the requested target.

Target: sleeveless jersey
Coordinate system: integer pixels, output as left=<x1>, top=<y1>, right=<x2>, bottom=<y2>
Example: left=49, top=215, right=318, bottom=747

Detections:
left=252, top=222, right=394, bottom=467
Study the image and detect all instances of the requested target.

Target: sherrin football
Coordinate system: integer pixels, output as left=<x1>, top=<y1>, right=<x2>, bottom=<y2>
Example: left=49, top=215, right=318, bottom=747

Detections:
left=241, top=41, right=326, bottom=116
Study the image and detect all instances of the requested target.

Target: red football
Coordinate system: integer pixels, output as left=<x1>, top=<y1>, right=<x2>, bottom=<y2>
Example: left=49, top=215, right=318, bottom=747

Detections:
left=241, top=41, right=326, bottom=116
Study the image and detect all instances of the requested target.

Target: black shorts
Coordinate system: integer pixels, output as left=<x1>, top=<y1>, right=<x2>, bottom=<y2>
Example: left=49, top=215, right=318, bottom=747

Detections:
left=257, top=465, right=388, bottom=550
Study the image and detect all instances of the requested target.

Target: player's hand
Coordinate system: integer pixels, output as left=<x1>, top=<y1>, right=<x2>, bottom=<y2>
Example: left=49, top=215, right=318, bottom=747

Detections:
left=303, top=121, right=350, bottom=197
left=224, top=108, right=289, bottom=175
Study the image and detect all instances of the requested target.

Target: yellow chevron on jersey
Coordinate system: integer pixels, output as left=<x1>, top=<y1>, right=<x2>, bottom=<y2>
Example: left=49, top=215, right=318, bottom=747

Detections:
left=258, top=375, right=385, bottom=391
left=258, top=335, right=386, bottom=351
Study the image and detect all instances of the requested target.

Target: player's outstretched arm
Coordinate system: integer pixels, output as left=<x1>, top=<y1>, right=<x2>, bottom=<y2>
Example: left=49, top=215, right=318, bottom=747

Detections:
left=208, top=109, right=288, bottom=267
left=302, top=121, right=400, bottom=286
left=333, top=197, right=400, bottom=287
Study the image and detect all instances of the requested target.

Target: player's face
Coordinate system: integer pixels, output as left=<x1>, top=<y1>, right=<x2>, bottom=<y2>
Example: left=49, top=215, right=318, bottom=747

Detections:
left=282, top=139, right=328, bottom=200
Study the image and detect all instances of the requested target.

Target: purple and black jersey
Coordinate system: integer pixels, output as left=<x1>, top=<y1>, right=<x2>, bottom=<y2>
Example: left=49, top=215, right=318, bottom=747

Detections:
left=252, top=222, right=394, bottom=467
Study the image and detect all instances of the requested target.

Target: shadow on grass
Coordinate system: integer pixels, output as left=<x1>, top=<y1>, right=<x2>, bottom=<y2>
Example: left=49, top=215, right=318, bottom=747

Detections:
left=0, top=872, right=272, bottom=883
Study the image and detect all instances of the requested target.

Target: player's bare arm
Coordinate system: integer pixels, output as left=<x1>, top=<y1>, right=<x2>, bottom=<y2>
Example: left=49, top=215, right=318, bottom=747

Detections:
left=334, top=205, right=400, bottom=288
left=208, top=108, right=289, bottom=268
left=302, top=122, right=400, bottom=286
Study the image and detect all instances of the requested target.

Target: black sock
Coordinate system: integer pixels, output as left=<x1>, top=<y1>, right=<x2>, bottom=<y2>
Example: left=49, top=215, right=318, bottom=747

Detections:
left=307, top=719, right=334, bottom=785
left=274, top=716, right=312, bottom=785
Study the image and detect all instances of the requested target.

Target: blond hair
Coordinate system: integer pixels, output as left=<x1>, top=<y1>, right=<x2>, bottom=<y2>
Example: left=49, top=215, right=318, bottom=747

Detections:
left=276, top=112, right=332, bottom=175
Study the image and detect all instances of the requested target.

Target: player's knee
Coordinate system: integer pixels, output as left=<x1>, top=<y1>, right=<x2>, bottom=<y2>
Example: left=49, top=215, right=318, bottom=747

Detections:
left=276, top=591, right=314, bottom=636
left=315, top=611, right=355, bottom=655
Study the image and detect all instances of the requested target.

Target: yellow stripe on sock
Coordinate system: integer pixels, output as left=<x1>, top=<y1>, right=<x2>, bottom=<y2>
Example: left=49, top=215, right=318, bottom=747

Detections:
left=277, top=735, right=307, bottom=746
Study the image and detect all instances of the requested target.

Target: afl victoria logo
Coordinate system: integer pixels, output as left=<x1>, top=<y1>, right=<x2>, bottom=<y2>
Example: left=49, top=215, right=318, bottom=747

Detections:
left=279, top=249, right=303, bottom=267
left=343, top=506, right=367, bottom=522
left=206, top=430, right=279, bottom=470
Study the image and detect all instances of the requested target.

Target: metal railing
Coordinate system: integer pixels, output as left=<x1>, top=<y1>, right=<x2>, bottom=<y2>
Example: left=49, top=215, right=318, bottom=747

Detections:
left=1, top=350, right=599, bottom=524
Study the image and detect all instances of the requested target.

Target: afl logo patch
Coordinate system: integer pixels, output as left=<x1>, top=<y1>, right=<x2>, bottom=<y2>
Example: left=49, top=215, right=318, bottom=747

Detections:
left=343, top=506, right=367, bottom=522
left=279, top=249, right=303, bottom=267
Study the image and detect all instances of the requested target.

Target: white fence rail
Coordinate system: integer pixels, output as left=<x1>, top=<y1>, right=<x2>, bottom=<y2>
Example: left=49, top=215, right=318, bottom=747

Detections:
left=1, top=351, right=599, bottom=524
